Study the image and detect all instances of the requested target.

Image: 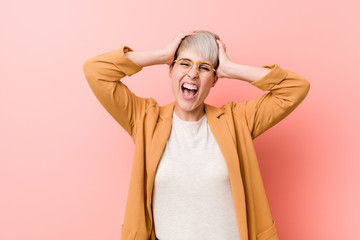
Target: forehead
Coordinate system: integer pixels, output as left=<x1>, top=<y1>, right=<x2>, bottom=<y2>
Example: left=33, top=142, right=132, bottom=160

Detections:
left=177, top=48, right=211, bottom=63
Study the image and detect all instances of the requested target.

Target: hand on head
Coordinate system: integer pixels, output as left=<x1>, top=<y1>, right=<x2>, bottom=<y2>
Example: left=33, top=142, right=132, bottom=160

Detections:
left=162, top=31, right=196, bottom=65
left=215, top=39, right=231, bottom=79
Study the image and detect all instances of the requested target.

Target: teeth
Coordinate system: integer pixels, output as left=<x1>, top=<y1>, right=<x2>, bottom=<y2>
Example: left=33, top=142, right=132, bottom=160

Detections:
left=182, top=82, right=198, bottom=90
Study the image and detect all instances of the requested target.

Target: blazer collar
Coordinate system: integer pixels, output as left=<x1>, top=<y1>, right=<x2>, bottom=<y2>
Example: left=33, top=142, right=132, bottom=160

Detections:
left=159, top=101, right=224, bottom=120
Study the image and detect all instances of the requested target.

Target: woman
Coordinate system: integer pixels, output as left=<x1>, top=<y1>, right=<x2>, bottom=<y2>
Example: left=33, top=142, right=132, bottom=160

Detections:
left=83, top=30, right=310, bottom=240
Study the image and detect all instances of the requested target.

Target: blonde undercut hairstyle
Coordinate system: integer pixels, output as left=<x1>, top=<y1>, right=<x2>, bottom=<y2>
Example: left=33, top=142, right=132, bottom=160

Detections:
left=173, top=30, right=221, bottom=72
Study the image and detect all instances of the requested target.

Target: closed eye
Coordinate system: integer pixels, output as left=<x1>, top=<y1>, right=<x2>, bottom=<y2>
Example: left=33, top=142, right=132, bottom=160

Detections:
left=200, top=65, right=211, bottom=71
left=180, top=62, right=191, bottom=66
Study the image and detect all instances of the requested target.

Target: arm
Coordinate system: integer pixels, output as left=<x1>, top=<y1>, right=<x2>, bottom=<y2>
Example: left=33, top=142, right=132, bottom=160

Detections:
left=240, top=64, right=310, bottom=139
left=217, top=61, right=272, bottom=83
left=216, top=40, right=311, bottom=139
left=124, top=31, right=196, bottom=67
left=125, top=49, right=167, bottom=67
left=82, top=32, right=195, bottom=139
left=82, top=46, right=148, bottom=139
left=215, top=39, right=272, bottom=82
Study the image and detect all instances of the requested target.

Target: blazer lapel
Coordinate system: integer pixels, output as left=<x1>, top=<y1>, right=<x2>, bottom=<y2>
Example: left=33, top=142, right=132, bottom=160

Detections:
left=205, top=103, right=248, bottom=240
left=146, top=102, right=175, bottom=228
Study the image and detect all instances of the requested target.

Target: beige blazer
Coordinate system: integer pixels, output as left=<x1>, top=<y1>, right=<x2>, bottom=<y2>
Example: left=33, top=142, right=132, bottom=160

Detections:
left=83, top=46, right=310, bottom=240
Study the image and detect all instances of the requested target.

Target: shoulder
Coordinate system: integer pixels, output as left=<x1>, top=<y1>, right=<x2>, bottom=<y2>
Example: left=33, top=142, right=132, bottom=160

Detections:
left=207, top=101, right=245, bottom=114
left=204, top=101, right=247, bottom=120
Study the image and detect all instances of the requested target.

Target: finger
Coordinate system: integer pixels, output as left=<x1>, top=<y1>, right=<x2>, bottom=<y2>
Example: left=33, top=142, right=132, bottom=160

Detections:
left=172, top=32, right=191, bottom=46
left=179, top=31, right=195, bottom=38
left=184, top=32, right=195, bottom=39
left=219, top=40, right=227, bottom=52
left=216, top=40, right=225, bottom=51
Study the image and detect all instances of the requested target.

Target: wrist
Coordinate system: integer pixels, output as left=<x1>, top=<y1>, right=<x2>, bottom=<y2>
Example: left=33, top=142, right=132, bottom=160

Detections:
left=157, top=49, right=172, bottom=65
left=218, top=60, right=235, bottom=79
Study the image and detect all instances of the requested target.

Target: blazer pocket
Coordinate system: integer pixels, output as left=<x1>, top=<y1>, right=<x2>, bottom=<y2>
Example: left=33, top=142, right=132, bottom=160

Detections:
left=256, top=221, right=279, bottom=240
left=121, top=224, right=137, bottom=240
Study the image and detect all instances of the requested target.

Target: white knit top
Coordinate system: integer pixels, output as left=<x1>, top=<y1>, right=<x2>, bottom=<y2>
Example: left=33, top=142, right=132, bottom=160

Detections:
left=151, top=111, right=240, bottom=240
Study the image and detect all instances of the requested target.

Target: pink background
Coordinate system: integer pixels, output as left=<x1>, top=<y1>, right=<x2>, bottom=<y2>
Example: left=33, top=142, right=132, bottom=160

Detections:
left=1, top=0, right=359, bottom=239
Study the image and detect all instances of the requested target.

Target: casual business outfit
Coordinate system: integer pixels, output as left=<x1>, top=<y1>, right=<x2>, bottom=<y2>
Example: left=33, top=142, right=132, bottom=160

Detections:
left=83, top=46, right=310, bottom=240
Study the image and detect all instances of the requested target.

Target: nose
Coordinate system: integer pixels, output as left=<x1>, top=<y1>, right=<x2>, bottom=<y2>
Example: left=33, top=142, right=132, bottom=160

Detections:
left=187, top=63, right=199, bottom=78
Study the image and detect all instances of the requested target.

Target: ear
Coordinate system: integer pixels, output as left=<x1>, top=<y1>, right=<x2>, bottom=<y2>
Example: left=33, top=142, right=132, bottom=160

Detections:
left=211, top=76, right=218, bottom=87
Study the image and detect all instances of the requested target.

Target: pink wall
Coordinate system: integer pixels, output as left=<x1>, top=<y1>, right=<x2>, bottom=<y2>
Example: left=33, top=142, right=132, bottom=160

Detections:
left=1, top=0, right=359, bottom=239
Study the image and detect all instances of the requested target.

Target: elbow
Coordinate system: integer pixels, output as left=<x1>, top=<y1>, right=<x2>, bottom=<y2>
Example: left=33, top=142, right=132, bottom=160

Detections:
left=287, top=69, right=311, bottom=94
left=82, top=58, right=97, bottom=81
left=278, top=77, right=311, bottom=109
left=290, top=69, right=311, bottom=99
left=300, top=77, right=311, bottom=98
left=83, top=59, right=93, bottom=75
left=302, top=76, right=311, bottom=90
left=290, top=78, right=311, bottom=108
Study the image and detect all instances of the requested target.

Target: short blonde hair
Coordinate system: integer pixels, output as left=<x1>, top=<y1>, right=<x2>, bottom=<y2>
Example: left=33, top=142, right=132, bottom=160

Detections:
left=173, top=30, right=221, bottom=70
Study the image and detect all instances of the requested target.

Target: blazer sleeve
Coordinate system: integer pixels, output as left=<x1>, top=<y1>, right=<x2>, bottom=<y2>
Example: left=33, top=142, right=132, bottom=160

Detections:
left=234, top=64, right=311, bottom=139
left=82, top=46, right=149, bottom=140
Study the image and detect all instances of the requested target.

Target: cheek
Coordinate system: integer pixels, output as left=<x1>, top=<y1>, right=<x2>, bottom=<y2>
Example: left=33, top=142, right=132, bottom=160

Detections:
left=200, top=79, right=214, bottom=92
left=170, top=72, right=183, bottom=87
left=170, top=74, right=181, bottom=95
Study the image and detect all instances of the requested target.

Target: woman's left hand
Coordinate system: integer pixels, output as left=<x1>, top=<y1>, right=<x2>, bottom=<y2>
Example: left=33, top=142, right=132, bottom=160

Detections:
left=216, top=39, right=232, bottom=79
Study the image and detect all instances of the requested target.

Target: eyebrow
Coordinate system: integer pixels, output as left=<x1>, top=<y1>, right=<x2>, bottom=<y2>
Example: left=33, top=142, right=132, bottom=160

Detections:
left=179, top=58, right=192, bottom=61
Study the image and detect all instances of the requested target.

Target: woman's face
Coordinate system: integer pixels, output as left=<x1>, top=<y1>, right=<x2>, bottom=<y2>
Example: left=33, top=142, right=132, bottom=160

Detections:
left=169, top=48, right=218, bottom=118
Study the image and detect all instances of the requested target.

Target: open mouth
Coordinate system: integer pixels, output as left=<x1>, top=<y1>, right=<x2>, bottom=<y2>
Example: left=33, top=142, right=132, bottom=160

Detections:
left=181, top=82, right=198, bottom=99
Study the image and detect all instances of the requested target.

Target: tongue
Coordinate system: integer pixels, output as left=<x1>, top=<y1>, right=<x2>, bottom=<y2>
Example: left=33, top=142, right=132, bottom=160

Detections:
left=184, top=88, right=196, bottom=98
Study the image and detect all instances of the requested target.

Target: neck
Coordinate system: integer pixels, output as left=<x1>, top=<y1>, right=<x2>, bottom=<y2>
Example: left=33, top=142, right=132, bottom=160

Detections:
left=174, top=103, right=205, bottom=121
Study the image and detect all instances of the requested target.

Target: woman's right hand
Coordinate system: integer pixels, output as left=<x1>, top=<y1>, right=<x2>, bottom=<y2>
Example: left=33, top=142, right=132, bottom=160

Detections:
left=161, top=31, right=195, bottom=65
